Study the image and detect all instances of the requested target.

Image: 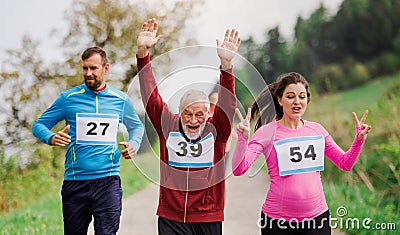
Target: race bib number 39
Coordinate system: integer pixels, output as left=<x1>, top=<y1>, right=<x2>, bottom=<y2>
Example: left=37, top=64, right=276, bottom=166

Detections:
left=76, top=113, right=119, bottom=145
left=274, top=135, right=325, bottom=176
left=167, top=132, right=214, bottom=168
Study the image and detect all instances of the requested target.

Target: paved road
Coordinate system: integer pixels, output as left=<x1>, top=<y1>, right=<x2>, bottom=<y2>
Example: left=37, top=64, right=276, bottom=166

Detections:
left=89, top=165, right=346, bottom=234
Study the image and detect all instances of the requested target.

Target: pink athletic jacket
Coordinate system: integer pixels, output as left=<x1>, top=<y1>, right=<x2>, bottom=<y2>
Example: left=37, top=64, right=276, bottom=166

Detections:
left=232, top=119, right=367, bottom=221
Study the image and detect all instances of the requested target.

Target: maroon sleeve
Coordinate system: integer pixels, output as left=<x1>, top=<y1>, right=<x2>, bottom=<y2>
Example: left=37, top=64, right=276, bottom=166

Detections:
left=211, top=68, right=236, bottom=142
left=137, top=55, right=173, bottom=135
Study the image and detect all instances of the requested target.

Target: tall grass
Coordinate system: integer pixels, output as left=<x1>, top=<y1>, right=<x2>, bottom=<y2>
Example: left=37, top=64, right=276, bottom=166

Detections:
left=306, top=75, right=400, bottom=234
left=0, top=145, right=151, bottom=234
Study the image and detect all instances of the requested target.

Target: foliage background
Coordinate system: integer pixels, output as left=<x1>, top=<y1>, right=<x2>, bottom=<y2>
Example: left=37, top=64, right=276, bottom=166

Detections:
left=0, top=0, right=399, bottom=234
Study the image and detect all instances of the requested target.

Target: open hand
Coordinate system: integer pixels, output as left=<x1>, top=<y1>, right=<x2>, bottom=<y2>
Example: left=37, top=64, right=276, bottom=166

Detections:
left=353, top=110, right=372, bottom=140
left=217, top=29, right=241, bottom=69
left=137, top=18, right=163, bottom=58
left=235, top=108, right=251, bottom=137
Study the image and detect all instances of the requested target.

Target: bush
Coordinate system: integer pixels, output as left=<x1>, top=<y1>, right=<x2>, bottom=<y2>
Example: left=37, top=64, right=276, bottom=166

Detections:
left=312, top=63, right=345, bottom=93
left=377, top=52, right=400, bottom=75
left=348, top=62, right=370, bottom=87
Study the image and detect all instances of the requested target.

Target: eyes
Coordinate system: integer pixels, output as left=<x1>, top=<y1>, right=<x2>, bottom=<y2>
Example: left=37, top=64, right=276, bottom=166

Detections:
left=286, top=94, right=307, bottom=99
left=184, top=112, right=205, bottom=117
left=183, top=111, right=207, bottom=121
left=82, top=66, right=99, bottom=71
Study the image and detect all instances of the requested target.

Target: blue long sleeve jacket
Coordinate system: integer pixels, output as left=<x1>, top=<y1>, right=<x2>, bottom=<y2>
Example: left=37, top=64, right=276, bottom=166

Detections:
left=32, top=84, right=144, bottom=180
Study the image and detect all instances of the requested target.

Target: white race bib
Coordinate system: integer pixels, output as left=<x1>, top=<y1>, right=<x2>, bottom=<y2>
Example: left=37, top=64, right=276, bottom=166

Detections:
left=167, top=132, right=214, bottom=168
left=76, top=113, right=119, bottom=145
left=274, top=135, right=325, bottom=176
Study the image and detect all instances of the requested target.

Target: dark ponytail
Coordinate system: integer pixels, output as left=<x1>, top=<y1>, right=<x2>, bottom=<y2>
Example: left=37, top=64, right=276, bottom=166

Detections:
left=251, top=82, right=279, bottom=130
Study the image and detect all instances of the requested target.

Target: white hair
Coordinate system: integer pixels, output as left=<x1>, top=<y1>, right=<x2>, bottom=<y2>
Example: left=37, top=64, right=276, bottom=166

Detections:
left=179, top=89, right=210, bottom=112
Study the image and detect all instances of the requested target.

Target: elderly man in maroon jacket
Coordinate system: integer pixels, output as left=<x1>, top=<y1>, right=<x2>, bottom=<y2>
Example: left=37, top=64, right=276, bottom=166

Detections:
left=136, top=18, right=240, bottom=235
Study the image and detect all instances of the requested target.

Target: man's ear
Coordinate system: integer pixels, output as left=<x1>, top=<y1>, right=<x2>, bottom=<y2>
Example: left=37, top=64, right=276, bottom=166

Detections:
left=103, top=63, right=110, bottom=74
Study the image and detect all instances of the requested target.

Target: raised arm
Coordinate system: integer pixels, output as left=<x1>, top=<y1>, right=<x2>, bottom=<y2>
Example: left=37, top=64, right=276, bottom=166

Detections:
left=136, top=18, right=173, bottom=135
left=211, top=30, right=241, bottom=142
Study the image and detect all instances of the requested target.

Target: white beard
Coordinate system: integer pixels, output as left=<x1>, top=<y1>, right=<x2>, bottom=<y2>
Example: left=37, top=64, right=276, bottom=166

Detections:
left=183, top=123, right=206, bottom=140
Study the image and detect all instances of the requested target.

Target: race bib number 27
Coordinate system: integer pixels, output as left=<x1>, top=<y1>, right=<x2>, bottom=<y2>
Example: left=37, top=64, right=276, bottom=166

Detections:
left=76, top=113, right=119, bottom=145
left=274, top=135, right=325, bottom=176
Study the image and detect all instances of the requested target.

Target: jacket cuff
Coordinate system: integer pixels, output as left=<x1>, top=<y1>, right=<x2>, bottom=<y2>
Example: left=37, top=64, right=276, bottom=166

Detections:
left=136, top=54, right=151, bottom=71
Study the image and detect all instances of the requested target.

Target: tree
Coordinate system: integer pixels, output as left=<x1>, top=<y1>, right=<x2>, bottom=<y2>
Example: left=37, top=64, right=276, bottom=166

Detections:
left=292, top=5, right=332, bottom=79
left=60, top=0, right=204, bottom=91
left=240, top=27, right=290, bottom=84
left=0, top=0, right=204, bottom=159
left=0, top=36, right=65, bottom=161
left=330, top=0, right=400, bottom=60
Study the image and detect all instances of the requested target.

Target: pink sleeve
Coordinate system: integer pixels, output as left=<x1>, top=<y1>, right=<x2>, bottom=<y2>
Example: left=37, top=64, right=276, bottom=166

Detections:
left=325, top=127, right=367, bottom=171
left=232, top=125, right=274, bottom=176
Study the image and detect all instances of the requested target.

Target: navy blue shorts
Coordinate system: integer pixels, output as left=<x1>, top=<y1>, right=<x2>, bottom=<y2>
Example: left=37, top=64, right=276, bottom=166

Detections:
left=61, top=176, right=122, bottom=235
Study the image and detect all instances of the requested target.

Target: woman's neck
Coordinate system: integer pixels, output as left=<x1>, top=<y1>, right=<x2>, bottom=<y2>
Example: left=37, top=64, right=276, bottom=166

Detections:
left=278, top=116, right=303, bottom=129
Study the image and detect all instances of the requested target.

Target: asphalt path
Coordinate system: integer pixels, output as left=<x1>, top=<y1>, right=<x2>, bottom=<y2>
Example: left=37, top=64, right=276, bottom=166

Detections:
left=88, top=156, right=346, bottom=234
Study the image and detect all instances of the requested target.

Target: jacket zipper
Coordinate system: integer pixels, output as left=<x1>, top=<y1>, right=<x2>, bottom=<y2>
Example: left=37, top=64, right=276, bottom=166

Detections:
left=109, top=145, right=115, bottom=176
left=72, top=145, right=76, bottom=180
left=183, top=167, right=189, bottom=223
left=95, top=94, right=99, bottom=113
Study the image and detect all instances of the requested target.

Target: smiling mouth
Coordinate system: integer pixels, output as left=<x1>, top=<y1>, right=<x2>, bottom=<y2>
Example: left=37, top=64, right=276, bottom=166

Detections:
left=187, top=125, right=200, bottom=132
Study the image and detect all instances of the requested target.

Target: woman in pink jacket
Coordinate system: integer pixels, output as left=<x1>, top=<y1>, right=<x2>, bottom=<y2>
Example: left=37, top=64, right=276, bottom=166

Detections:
left=232, top=72, right=371, bottom=235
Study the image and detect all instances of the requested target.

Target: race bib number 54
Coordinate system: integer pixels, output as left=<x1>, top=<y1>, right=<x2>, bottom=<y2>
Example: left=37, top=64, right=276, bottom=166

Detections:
left=76, top=113, right=119, bottom=145
left=274, top=135, right=325, bottom=176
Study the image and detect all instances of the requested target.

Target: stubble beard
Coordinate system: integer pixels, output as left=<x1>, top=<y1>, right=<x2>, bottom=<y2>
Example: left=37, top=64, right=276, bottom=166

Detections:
left=85, top=76, right=103, bottom=91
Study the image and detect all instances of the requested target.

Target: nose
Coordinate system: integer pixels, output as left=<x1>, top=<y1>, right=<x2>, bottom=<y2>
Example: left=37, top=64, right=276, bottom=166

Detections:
left=294, top=96, right=300, bottom=104
left=190, top=115, right=197, bottom=124
left=84, top=68, right=93, bottom=77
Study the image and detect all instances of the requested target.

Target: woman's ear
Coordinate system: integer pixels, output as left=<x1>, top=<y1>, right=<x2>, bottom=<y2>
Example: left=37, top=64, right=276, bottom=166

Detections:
left=277, top=97, right=282, bottom=106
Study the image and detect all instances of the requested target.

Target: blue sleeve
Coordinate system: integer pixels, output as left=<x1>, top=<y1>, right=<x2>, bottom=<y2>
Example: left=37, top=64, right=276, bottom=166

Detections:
left=32, top=95, right=66, bottom=145
left=123, top=98, right=144, bottom=152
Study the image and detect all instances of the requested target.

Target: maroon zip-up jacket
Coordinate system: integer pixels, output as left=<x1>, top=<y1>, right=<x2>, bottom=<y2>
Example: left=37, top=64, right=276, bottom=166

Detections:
left=137, top=55, right=236, bottom=223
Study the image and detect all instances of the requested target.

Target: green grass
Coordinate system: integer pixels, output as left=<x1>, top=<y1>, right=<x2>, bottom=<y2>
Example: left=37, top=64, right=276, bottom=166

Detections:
left=325, top=183, right=399, bottom=235
left=305, top=74, right=399, bottom=122
left=306, top=74, right=400, bottom=234
left=0, top=152, right=152, bottom=234
left=0, top=197, right=63, bottom=235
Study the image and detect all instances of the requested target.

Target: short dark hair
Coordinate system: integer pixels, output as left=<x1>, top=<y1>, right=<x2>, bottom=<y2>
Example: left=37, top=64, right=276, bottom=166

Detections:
left=81, top=46, right=108, bottom=66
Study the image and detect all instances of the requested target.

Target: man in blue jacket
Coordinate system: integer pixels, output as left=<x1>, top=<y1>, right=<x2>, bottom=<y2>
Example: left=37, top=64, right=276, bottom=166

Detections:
left=32, top=46, right=144, bottom=235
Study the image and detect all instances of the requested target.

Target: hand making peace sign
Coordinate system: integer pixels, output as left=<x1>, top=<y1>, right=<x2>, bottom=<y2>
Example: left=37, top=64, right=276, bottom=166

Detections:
left=353, top=110, right=372, bottom=140
left=235, top=108, right=252, bottom=137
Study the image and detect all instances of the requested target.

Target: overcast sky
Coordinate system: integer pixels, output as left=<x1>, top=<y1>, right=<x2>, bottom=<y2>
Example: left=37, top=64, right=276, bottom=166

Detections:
left=0, top=0, right=343, bottom=64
